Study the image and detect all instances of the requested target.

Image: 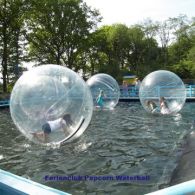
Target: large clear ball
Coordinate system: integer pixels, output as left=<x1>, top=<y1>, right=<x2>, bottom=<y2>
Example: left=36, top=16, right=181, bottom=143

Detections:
left=10, top=64, right=93, bottom=145
left=87, top=74, right=120, bottom=109
left=139, top=70, right=186, bottom=115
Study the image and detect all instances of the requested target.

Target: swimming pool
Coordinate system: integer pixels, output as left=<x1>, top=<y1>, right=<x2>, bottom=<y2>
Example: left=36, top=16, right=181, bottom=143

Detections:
left=0, top=102, right=195, bottom=195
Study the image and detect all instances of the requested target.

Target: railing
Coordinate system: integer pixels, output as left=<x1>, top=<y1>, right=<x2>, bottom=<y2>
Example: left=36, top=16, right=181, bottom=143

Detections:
left=120, top=85, right=195, bottom=98
left=0, top=85, right=194, bottom=108
left=187, top=85, right=195, bottom=97
left=0, top=100, right=10, bottom=107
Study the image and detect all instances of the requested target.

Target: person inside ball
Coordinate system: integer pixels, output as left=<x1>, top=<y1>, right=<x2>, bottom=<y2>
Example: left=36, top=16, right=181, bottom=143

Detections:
left=32, top=114, right=74, bottom=143
left=146, top=100, right=159, bottom=113
left=134, top=77, right=141, bottom=95
left=159, top=97, right=170, bottom=114
left=191, top=120, right=195, bottom=130
left=96, top=89, right=104, bottom=108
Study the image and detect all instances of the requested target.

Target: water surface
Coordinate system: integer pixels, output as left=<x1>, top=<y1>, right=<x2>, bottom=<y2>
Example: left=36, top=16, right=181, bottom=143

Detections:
left=0, top=102, right=195, bottom=195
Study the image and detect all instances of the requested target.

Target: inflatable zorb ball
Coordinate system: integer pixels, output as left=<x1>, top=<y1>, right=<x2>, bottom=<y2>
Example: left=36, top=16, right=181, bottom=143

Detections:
left=87, top=73, right=120, bottom=109
left=139, top=70, right=186, bottom=115
left=10, top=64, right=93, bottom=145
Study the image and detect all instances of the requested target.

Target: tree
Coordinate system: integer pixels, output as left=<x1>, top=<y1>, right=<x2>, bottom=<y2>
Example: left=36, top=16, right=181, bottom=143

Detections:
left=140, top=18, right=158, bottom=40
left=79, top=29, right=109, bottom=77
left=0, top=0, right=10, bottom=92
left=168, top=15, right=193, bottom=64
left=87, top=24, right=160, bottom=80
left=168, top=34, right=193, bottom=64
left=169, top=60, right=195, bottom=79
left=156, top=20, right=172, bottom=67
left=26, top=0, right=100, bottom=70
left=0, top=0, right=28, bottom=92
left=108, top=24, right=130, bottom=69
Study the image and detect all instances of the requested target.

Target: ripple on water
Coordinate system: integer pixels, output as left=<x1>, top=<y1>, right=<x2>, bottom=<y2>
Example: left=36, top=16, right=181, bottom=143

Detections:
left=0, top=103, right=195, bottom=195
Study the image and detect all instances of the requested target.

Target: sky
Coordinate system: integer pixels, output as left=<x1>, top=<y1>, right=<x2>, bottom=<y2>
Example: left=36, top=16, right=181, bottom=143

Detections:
left=84, top=0, right=195, bottom=26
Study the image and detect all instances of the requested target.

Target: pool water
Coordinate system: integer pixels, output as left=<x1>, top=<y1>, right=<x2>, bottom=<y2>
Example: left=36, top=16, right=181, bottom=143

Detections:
left=0, top=102, right=195, bottom=195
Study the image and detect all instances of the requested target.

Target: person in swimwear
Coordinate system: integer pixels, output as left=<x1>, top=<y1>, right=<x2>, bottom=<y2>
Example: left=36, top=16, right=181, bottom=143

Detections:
left=160, top=97, right=170, bottom=114
left=96, top=90, right=104, bottom=108
left=32, top=114, right=73, bottom=143
left=146, top=100, right=159, bottom=113
left=191, top=119, right=195, bottom=130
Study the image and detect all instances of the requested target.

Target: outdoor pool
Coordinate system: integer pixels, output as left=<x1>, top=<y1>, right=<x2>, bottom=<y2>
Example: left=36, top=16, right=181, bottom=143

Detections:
left=0, top=102, right=195, bottom=195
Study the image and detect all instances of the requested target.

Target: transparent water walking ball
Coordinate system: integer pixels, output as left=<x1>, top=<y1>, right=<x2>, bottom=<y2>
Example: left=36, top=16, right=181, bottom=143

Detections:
left=10, top=64, right=93, bottom=145
left=86, top=73, right=120, bottom=109
left=139, top=70, right=186, bottom=115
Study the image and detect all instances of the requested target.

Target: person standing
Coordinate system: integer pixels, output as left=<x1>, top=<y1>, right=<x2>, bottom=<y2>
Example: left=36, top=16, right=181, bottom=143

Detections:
left=134, top=78, right=141, bottom=95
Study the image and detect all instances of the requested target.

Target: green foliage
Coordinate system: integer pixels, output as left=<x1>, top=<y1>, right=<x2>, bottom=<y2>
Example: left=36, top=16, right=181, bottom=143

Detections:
left=0, top=0, right=29, bottom=92
left=26, top=0, right=100, bottom=67
left=168, top=34, right=193, bottom=64
left=188, top=46, right=195, bottom=61
left=168, top=60, right=195, bottom=78
left=87, top=24, right=160, bottom=80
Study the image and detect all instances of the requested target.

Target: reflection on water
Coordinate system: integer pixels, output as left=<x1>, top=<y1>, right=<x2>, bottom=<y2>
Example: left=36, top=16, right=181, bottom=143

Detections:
left=0, top=103, right=195, bottom=195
